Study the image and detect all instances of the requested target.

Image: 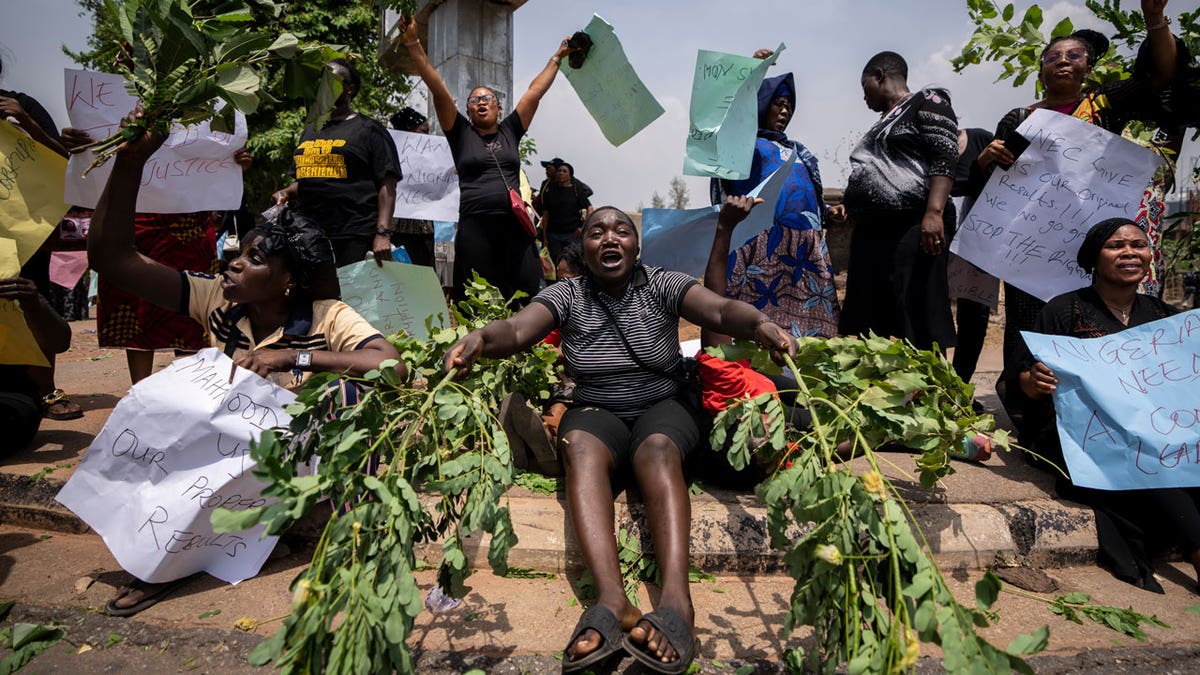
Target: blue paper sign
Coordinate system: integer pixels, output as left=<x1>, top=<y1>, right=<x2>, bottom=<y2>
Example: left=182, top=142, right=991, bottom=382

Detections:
left=1021, top=309, right=1200, bottom=490
left=641, top=150, right=796, bottom=277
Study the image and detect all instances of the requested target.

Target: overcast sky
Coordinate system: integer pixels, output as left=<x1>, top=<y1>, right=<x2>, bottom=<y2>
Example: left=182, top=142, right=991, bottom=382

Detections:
left=2, top=0, right=1195, bottom=210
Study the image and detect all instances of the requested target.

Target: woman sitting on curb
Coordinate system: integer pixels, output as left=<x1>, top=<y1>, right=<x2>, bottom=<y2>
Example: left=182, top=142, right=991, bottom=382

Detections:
left=87, top=119, right=403, bottom=616
left=443, top=203, right=795, bottom=673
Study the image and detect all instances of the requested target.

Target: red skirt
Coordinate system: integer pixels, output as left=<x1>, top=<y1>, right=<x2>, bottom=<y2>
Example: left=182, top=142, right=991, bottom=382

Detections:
left=97, top=212, right=217, bottom=350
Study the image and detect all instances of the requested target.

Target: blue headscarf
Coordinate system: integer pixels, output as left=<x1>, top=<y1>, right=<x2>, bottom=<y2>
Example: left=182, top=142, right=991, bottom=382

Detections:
left=751, top=71, right=824, bottom=209
left=757, top=72, right=796, bottom=143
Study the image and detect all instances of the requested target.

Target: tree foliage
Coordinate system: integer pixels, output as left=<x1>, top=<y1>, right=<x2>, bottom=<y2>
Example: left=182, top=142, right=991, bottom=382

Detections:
left=953, top=0, right=1198, bottom=96
left=667, top=176, right=690, bottom=209
left=68, top=0, right=414, bottom=208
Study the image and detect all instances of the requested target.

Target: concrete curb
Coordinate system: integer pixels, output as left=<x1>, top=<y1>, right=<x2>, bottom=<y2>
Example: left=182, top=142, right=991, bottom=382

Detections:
left=3, top=471, right=1098, bottom=573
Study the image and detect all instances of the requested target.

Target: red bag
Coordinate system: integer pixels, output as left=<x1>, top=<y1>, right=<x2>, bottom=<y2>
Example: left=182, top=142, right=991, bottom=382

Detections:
left=508, top=187, right=538, bottom=238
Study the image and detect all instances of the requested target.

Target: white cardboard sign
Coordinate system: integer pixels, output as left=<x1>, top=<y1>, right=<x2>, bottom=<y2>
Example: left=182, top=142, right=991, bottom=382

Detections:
left=389, top=130, right=460, bottom=222
left=950, top=109, right=1161, bottom=302
left=57, top=349, right=294, bottom=584
left=63, top=69, right=247, bottom=212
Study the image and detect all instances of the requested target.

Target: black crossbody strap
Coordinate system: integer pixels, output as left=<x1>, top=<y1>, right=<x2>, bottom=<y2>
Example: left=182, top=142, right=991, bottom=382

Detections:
left=592, top=291, right=687, bottom=385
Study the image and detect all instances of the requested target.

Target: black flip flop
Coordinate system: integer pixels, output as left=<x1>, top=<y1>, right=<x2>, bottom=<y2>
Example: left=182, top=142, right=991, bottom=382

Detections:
left=621, top=608, right=698, bottom=675
left=567, top=31, right=592, bottom=69
left=103, top=577, right=191, bottom=617
left=561, top=604, right=623, bottom=673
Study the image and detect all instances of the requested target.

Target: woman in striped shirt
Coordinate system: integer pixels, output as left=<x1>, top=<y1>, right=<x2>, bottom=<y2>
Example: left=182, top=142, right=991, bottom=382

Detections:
left=444, top=198, right=794, bottom=673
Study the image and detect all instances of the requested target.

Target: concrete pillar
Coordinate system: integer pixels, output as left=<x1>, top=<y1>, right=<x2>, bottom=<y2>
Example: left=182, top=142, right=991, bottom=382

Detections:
left=380, top=0, right=528, bottom=134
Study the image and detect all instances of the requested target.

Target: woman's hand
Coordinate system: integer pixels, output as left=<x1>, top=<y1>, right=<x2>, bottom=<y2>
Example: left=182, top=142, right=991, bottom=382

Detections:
left=826, top=204, right=848, bottom=224
left=443, top=331, right=485, bottom=378
left=754, top=320, right=796, bottom=364
left=372, top=234, right=392, bottom=266
left=976, top=139, right=1014, bottom=171
left=0, top=277, right=41, bottom=307
left=114, top=113, right=167, bottom=165
left=61, top=128, right=94, bottom=153
left=554, top=36, right=575, bottom=61
left=919, top=210, right=946, bottom=256
left=717, top=195, right=762, bottom=231
left=1141, top=0, right=1167, bottom=20
left=1026, top=361, right=1058, bottom=397
left=235, top=349, right=296, bottom=378
left=0, top=96, right=32, bottom=128
left=233, top=147, right=252, bottom=170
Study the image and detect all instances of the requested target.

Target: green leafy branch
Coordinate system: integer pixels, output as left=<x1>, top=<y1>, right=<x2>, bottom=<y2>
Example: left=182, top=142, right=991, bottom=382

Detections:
left=210, top=275, right=558, bottom=675
left=709, top=336, right=1042, bottom=673
left=78, top=0, right=347, bottom=172
left=1004, top=589, right=1170, bottom=641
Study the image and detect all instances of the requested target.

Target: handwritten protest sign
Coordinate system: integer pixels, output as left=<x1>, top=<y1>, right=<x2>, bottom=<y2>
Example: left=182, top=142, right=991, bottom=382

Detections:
left=389, top=130, right=459, bottom=222
left=63, top=69, right=248, bottom=212
left=561, top=15, right=664, bottom=147
left=1022, top=310, right=1200, bottom=490
left=0, top=237, right=50, bottom=367
left=337, top=260, right=447, bottom=340
left=0, top=120, right=70, bottom=267
left=643, top=150, right=796, bottom=276
left=950, top=109, right=1161, bottom=302
left=57, top=349, right=293, bottom=584
left=947, top=254, right=1000, bottom=310
left=682, top=45, right=784, bottom=180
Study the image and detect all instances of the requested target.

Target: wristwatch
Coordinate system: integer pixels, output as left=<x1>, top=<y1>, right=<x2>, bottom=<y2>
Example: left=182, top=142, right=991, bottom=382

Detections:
left=375, top=228, right=394, bottom=236
left=295, top=350, right=313, bottom=369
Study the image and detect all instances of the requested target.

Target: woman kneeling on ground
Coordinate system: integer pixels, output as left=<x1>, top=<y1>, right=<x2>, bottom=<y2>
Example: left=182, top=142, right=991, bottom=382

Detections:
left=1011, top=218, right=1200, bottom=592
left=443, top=204, right=795, bottom=673
left=87, top=121, right=404, bottom=616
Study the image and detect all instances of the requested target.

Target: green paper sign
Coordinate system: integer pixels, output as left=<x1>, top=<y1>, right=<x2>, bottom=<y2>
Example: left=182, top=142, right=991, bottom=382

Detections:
left=683, top=44, right=785, bottom=180
left=561, top=15, right=664, bottom=147
left=336, top=261, right=447, bottom=340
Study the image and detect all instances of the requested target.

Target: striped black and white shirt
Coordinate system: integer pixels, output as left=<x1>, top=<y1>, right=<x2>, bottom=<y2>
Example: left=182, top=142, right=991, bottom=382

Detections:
left=533, top=265, right=697, bottom=419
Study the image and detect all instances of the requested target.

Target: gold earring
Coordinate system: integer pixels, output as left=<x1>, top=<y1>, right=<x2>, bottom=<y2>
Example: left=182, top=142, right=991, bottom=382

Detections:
left=285, top=287, right=292, bottom=297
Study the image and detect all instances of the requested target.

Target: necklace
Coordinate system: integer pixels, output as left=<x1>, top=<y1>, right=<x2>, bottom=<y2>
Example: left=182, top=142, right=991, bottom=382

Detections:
left=1104, top=301, right=1133, bottom=323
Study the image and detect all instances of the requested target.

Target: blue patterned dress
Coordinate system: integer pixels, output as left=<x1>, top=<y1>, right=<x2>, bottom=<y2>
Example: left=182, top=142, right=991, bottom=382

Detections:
left=714, top=138, right=840, bottom=338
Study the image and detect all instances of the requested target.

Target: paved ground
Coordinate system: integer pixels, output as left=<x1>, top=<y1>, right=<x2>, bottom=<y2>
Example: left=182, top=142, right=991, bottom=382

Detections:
left=6, top=316, right=1200, bottom=672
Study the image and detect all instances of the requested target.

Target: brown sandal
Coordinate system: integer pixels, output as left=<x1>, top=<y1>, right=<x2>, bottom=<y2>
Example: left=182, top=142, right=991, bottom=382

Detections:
left=42, top=389, right=84, bottom=421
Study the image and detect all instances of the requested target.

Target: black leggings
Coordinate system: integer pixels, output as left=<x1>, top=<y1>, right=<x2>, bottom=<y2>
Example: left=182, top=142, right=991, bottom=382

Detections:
left=453, top=212, right=541, bottom=304
left=1, top=391, right=42, bottom=453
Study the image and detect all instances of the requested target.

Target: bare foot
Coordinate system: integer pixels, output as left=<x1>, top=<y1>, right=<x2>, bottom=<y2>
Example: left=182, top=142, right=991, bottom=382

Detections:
left=565, top=600, right=640, bottom=663
left=110, top=582, right=166, bottom=609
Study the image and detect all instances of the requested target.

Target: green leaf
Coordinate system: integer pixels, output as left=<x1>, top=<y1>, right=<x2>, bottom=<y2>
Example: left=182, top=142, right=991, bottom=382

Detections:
left=267, top=32, right=300, bottom=58
left=1186, top=603, right=1200, bottom=616
left=975, top=570, right=1001, bottom=610
left=1001, top=3, right=1015, bottom=21
left=1050, top=16, right=1075, bottom=39
left=1007, top=625, right=1049, bottom=655
left=216, top=63, right=261, bottom=114
left=210, top=505, right=265, bottom=533
left=198, top=609, right=221, bottom=619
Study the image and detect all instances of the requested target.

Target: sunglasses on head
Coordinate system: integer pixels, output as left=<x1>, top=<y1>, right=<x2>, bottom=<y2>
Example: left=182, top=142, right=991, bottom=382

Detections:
left=1041, top=48, right=1088, bottom=65
left=467, top=94, right=496, bottom=105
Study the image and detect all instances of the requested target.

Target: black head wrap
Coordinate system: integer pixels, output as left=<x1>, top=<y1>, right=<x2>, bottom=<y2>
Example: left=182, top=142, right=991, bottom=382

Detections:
left=1075, top=217, right=1137, bottom=275
left=245, top=207, right=340, bottom=300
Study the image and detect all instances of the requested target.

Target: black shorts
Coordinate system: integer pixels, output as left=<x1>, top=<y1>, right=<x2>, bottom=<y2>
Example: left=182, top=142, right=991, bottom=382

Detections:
left=559, top=397, right=704, bottom=466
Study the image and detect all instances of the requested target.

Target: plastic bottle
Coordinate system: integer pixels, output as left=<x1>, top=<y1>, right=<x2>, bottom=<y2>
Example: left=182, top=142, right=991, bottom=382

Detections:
left=951, top=433, right=993, bottom=462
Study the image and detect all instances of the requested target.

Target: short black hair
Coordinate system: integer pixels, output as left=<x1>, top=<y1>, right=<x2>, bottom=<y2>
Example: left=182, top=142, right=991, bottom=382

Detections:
left=1041, top=30, right=1109, bottom=68
left=328, top=58, right=361, bottom=91
left=862, top=51, right=908, bottom=80
left=556, top=241, right=584, bottom=275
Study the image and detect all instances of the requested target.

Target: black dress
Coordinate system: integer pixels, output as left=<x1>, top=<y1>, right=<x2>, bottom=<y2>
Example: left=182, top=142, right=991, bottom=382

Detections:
left=1012, top=287, right=1200, bottom=591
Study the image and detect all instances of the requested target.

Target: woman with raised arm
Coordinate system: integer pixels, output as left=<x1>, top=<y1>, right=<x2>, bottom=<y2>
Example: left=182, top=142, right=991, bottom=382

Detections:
left=395, top=18, right=574, bottom=302
left=1014, top=218, right=1200, bottom=593
left=443, top=205, right=795, bottom=673
left=87, top=120, right=404, bottom=616
left=973, top=0, right=1187, bottom=391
